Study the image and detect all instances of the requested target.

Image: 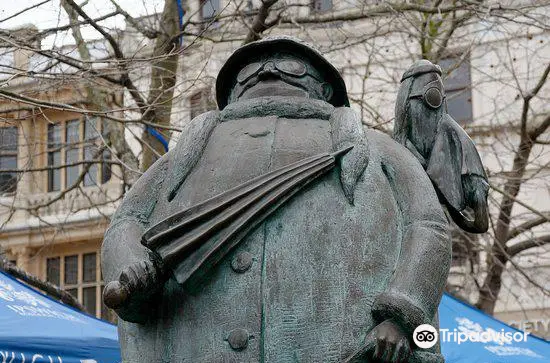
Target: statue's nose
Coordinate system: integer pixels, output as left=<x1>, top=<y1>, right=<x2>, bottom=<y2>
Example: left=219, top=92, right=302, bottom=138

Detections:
left=257, top=62, right=279, bottom=80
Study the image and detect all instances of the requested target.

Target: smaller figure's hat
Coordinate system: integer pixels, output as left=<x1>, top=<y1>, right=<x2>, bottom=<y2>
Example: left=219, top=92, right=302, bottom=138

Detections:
left=216, top=36, right=350, bottom=109
left=401, top=59, right=442, bottom=82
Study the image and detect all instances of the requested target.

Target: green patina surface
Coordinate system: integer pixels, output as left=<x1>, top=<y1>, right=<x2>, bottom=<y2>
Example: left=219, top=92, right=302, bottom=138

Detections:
left=102, top=37, right=452, bottom=363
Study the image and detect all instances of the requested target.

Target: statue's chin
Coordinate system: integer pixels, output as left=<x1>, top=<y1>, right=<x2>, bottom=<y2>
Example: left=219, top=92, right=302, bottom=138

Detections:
left=239, top=81, right=309, bottom=100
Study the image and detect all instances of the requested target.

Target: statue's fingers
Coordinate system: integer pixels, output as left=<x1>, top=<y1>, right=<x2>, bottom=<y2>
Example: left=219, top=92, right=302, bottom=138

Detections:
left=392, top=339, right=410, bottom=363
left=119, top=266, right=136, bottom=287
left=130, top=264, right=146, bottom=290
left=373, top=337, right=386, bottom=361
left=381, top=339, right=396, bottom=362
left=147, top=261, right=162, bottom=289
left=142, top=261, right=155, bottom=287
left=120, top=264, right=143, bottom=292
left=103, top=280, right=129, bottom=310
left=352, top=331, right=376, bottom=361
left=364, top=329, right=377, bottom=347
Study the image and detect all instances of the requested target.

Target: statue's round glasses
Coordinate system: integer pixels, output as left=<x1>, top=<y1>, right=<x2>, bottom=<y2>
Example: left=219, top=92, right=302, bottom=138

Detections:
left=236, top=59, right=321, bottom=84
left=409, top=80, right=445, bottom=109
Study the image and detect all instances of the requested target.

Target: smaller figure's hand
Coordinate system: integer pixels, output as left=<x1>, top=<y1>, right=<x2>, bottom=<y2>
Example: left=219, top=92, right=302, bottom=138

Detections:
left=103, top=258, right=163, bottom=322
left=344, top=319, right=411, bottom=363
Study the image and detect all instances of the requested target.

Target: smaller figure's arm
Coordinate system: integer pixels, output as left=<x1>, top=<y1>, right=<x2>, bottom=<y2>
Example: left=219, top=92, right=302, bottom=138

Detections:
left=449, top=119, right=490, bottom=233
left=405, top=139, right=427, bottom=168
left=426, top=118, right=464, bottom=213
left=449, top=174, right=489, bottom=233
left=371, top=132, right=452, bottom=335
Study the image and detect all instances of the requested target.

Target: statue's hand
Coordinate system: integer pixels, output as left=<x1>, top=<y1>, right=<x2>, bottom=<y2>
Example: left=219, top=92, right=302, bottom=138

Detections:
left=103, top=258, right=164, bottom=323
left=344, top=319, right=411, bottom=363
left=367, top=319, right=411, bottom=363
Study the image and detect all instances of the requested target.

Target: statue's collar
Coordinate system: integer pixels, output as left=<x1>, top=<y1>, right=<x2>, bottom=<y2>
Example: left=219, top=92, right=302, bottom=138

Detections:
left=220, top=96, right=334, bottom=121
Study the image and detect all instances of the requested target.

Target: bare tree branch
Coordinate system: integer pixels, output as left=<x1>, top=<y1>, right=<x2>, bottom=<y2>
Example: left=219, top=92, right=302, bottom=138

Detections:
left=508, top=235, right=550, bottom=257
left=243, top=0, right=279, bottom=44
left=508, top=214, right=550, bottom=241
left=0, top=0, right=50, bottom=24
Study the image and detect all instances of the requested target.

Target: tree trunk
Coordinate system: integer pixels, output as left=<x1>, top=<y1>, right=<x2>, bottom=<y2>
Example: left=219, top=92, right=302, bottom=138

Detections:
left=476, top=135, right=534, bottom=314
left=141, top=0, right=182, bottom=171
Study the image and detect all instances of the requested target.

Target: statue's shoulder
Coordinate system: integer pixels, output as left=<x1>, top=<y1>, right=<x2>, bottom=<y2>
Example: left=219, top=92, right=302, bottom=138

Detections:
left=364, top=129, right=407, bottom=154
left=365, top=128, right=428, bottom=173
left=167, top=110, right=221, bottom=201
left=173, top=110, right=221, bottom=151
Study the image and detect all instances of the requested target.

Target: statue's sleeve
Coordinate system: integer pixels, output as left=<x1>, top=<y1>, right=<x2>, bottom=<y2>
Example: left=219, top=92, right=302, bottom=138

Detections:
left=101, top=154, right=170, bottom=283
left=425, top=116, right=464, bottom=212
left=370, top=132, right=451, bottom=335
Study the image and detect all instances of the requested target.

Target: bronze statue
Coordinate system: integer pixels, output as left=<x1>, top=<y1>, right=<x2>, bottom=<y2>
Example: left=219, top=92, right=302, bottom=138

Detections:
left=393, top=60, right=489, bottom=233
left=102, top=37, right=452, bottom=363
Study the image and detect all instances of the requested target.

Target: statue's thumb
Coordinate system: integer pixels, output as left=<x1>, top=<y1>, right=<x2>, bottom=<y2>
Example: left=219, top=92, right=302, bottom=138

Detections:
left=339, top=141, right=369, bottom=205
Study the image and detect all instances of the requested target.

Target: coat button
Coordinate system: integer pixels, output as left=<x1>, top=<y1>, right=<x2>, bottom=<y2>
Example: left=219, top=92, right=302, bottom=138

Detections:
left=227, top=328, right=249, bottom=351
left=231, top=251, right=253, bottom=273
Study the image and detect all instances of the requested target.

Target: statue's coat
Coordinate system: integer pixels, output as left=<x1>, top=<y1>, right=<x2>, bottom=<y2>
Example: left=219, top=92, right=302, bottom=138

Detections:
left=102, top=97, right=451, bottom=363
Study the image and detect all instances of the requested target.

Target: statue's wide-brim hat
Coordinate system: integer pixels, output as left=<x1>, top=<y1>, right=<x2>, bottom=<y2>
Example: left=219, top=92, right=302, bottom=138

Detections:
left=216, top=36, right=350, bottom=109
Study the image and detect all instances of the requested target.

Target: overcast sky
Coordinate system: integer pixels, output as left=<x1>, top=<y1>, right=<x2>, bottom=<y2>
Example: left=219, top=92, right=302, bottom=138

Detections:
left=1, top=0, right=165, bottom=47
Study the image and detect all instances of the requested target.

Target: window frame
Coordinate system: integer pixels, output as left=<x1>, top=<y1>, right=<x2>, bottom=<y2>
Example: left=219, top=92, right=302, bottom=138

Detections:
left=0, top=125, right=19, bottom=195
left=439, top=53, right=473, bottom=124
left=47, top=123, right=63, bottom=192
left=310, top=0, right=333, bottom=13
left=199, top=0, right=221, bottom=22
left=189, top=88, right=214, bottom=120
left=45, top=250, right=113, bottom=321
left=46, top=116, right=111, bottom=192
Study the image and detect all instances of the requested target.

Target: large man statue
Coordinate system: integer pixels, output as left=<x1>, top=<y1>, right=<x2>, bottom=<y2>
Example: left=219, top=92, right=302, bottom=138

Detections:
left=102, top=36, right=451, bottom=363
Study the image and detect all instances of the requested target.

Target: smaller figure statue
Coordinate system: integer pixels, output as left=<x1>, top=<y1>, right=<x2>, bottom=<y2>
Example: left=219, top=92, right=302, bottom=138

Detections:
left=393, top=60, right=489, bottom=233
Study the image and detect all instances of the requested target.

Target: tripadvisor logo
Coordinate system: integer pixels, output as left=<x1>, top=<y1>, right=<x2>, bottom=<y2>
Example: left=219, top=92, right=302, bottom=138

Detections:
left=413, top=324, right=439, bottom=349
left=413, top=323, right=531, bottom=348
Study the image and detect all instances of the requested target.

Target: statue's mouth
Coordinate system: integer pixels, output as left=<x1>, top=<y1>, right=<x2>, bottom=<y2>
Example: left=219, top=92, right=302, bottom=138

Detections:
left=238, top=79, right=309, bottom=100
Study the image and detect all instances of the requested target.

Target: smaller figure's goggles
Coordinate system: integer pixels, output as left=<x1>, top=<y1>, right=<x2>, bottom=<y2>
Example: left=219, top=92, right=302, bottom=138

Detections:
left=236, top=59, right=322, bottom=85
left=408, top=80, right=445, bottom=109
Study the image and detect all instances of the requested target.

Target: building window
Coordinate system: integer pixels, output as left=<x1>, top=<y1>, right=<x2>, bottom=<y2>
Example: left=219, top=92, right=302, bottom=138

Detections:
left=190, top=89, right=214, bottom=120
left=46, top=257, right=61, bottom=286
left=47, top=118, right=111, bottom=192
left=311, top=0, right=333, bottom=13
left=0, top=126, right=18, bottom=194
left=45, top=251, right=114, bottom=321
left=439, top=55, right=473, bottom=124
left=84, top=117, right=111, bottom=186
left=47, top=124, right=62, bottom=191
left=200, top=0, right=220, bottom=21
left=65, top=120, right=80, bottom=188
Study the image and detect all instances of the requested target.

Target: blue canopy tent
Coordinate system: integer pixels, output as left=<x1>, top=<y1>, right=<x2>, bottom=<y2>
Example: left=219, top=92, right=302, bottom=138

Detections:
left=3, top=266, right=550, bottom=363
left=0, top=271, right=120, bottom=363
left=440, top=293, right=550, bottom=362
